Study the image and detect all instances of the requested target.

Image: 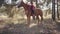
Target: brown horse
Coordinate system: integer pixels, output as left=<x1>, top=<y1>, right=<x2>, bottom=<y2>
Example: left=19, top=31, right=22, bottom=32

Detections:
left=16, top=0, right=43, bottom=25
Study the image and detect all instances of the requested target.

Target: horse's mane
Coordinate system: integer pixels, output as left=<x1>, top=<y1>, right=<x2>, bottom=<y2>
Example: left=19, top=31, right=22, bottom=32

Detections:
left=25, top=3, right=31, bottom=7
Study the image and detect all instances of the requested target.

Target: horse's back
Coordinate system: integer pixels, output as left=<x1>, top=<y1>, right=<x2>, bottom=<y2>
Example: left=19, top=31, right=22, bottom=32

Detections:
left=35, top=8, right=43, bottom=15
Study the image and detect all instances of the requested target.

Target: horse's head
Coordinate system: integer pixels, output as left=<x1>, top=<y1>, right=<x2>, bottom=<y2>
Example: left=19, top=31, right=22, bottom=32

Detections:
left=16, top=0, right=25, bottom=8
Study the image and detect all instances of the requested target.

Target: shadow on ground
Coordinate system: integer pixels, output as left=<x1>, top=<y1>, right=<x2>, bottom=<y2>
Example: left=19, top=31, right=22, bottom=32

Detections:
left=0, top=18, right=60, bottom=34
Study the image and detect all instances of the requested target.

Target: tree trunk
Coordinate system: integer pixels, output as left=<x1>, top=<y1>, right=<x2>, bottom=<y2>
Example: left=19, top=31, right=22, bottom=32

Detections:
left=52, top=0, right=55, bottom=21
left=46, top=0, right=51, bottom=6
left=57, top=0, right=59, bottom=19
left=36, top=0, right=39, bottom=8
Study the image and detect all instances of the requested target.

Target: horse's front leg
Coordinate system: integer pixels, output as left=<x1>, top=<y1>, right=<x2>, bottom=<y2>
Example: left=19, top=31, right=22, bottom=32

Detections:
left=26, top=15, right=30, bottom=26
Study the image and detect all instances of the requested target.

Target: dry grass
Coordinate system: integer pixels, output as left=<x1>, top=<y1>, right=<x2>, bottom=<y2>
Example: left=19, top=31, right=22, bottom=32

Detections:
left=0, top=6, right=60, bottom=34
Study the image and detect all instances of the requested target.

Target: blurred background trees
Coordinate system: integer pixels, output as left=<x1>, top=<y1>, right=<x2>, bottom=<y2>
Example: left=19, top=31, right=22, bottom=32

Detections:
left=0, top=0, right=60, bottom=21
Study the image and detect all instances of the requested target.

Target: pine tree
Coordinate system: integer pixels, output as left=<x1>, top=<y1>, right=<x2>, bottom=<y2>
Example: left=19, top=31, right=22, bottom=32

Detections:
left=52, top=0, right=55, bottom=21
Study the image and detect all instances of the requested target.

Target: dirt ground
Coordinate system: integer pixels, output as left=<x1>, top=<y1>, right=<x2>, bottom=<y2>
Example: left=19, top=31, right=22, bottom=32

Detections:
left=0, top=15, right=60, bottom=34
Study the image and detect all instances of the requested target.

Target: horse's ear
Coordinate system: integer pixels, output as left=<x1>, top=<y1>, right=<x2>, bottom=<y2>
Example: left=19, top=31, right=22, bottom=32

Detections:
left=21, top=0, right=24, bottom=3
left=21, top=0, right=23, bottom=2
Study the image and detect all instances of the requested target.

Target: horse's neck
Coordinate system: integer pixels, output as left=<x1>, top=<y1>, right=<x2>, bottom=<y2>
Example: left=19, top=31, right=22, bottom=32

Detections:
left=22, top=3, right=29, bottom=11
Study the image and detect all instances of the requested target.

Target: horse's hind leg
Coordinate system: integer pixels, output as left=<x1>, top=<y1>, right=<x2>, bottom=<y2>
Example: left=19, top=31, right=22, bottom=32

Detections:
left=36, top=16, right=40, bottom=24
left=40, top=15, right=43, bottom=22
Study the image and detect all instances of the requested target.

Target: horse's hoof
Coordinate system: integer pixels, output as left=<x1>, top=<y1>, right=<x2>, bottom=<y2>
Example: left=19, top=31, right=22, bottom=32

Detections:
left=25, top=23, right=30, bottom=27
